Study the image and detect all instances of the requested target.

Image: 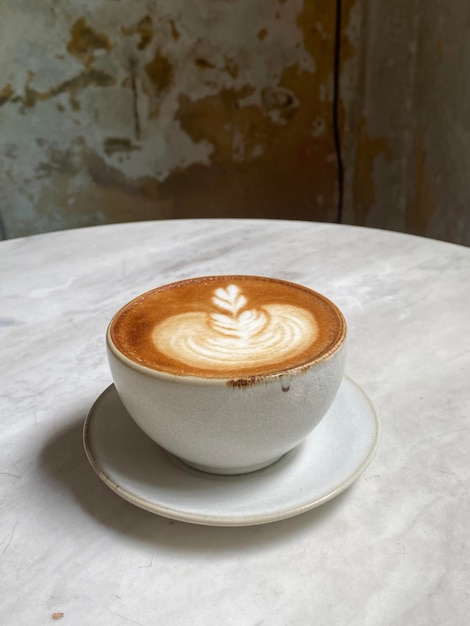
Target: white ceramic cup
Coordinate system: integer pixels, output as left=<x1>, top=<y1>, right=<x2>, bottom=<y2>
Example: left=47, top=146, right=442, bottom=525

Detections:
left=106, top=276, right=347, bottom=475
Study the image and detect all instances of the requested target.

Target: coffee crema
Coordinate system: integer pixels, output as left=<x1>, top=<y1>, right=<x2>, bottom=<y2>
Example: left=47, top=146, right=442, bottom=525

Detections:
left=109, top=276, right=346, bottom=378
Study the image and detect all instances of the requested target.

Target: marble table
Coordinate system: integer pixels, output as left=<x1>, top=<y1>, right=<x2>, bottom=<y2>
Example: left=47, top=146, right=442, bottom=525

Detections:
left=1, top=219, right=469, bottom=625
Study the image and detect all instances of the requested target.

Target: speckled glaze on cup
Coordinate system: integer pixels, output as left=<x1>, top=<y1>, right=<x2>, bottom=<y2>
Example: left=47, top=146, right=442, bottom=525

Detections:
left=106, top=276, right=347, bottom=475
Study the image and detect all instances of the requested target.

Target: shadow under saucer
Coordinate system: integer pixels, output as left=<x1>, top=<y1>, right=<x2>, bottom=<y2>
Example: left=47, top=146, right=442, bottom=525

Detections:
left=38, top=408, right=356, bottom=553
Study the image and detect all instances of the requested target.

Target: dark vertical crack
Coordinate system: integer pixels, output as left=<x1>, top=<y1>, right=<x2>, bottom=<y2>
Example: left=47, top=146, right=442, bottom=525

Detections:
left=333, top=0, right=344, bottom=223
left=129, top=57, right=141, bottom=141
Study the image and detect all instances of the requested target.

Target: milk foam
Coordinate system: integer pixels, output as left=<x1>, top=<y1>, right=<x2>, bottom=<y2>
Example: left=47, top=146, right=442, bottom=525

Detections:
left=152, top=284, right=318, bottom=371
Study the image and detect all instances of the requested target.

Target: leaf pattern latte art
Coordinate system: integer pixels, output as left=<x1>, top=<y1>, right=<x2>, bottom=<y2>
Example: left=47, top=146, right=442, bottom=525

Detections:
left=210, top=285, right=269, bottom=339
left=152, top=284, right=318, bottom=372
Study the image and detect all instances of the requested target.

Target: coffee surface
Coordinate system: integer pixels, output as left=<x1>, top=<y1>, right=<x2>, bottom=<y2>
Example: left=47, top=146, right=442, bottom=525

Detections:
left=110, top=276, right=345, bottom=378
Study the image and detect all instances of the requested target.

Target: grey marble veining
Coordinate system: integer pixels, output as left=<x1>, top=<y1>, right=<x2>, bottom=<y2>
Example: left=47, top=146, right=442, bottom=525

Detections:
left=1, top=219, right=469, bottom=625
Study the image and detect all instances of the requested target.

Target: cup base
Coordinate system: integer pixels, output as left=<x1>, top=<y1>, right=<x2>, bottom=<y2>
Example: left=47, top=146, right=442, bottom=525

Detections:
left=170, top=452, right=287, bottom=476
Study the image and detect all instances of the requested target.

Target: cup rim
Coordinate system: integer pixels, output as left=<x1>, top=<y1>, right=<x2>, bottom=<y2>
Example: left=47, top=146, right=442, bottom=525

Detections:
left=106, top=275, right=347, bottom=387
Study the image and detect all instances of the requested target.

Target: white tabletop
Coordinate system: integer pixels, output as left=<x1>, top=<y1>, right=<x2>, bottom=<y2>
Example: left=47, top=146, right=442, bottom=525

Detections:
left=1, top=219, right=469, bottom=625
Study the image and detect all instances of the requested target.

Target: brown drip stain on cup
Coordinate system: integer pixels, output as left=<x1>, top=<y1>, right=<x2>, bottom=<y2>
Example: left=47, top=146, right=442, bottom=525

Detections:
left=227, top=375, right=267, bottom=389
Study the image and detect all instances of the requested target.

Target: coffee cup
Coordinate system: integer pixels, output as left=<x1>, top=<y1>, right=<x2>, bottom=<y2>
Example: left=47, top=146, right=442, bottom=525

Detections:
left=106, top=275, right=347, bottom=474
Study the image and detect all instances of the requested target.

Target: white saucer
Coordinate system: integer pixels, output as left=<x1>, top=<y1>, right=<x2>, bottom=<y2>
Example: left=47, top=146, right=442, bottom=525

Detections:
left=83, top=377, right=379, bottom=526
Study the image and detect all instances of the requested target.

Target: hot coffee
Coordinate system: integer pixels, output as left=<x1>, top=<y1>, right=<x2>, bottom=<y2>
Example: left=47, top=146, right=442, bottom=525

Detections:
left=110, top=275, right=345, bottom=379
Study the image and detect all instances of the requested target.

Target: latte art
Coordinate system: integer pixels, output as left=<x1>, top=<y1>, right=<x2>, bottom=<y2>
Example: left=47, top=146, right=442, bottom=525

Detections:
left=109, top=275, right=345, bottom=378
left=152, top=285, right=318, bottom=371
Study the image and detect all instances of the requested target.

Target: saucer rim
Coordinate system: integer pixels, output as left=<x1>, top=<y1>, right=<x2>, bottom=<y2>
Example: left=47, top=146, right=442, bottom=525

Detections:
left=83, top=376, right=380, bottom=526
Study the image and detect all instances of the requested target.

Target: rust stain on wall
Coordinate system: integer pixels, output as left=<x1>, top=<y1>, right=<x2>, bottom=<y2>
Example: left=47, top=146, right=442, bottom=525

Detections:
left=405, top=133, right=436, bottom=235
left=224, top=58, right=239, bottom=79
left=170, top=19, right=180, bottom=41
left=0, top=84, right=14, bottom=106
left=195, top=58, right=216, bottom=70
left=298, top=2, right=335, bottom=63
left=353, top=116, right=393, bottom=224
left=11, top=69, right=115, bottom=111
left=122, top=16, right=154, bottom=50
left=67, top=18, right=112, bottom=68
left=191, top=55, right=239, bottom=79
left=144, top=47, right=174, bottom=117
left=177, top=85, right=256, bottom=160
left=6, top=1, right=359, bottom=236
left=163, top=2, right=340, bottom=221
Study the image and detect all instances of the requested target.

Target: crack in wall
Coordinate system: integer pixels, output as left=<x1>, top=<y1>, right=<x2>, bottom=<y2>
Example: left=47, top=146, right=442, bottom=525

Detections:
left=129, top=57, right=141, bottom=140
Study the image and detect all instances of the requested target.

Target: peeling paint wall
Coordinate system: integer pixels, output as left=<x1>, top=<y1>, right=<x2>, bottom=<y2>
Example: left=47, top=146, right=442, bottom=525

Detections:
left=3, top=1, right=468, bottom=245
left=342, top=0, right=470, bottom=246
left=0, top=0, right=340, bottom=239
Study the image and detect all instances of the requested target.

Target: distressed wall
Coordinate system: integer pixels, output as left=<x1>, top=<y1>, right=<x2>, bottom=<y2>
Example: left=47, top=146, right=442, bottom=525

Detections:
left=342, top=0, right=470, bottom=246
left=0, top=0, right=342, bottom=239
left=2, top=1, right=469, bottom=246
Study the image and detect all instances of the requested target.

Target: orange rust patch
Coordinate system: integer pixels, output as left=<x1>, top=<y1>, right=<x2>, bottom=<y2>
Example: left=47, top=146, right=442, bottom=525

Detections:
left=224, top=58, right=239, bottom=79
left=172, top=79, right=336, bottom=220
left=353, top=116, right=393, bottom=224
left=26, top=3, right=356, bottom=231
left=13, top=69, right=114, bottom=111
left=195, top=58, right=216, bottom=70
left=405, top=133, right=436, bottom=235
left=66, top=18, right=112, bottom=68
left=170, top=2, right=340, bottom=222
left=122, top=15, right=153, bottom=50
left=0, top=84, right=14, bottom=106
left=257, top=28, right=268, bottom=41
left=170, top=19, right=180, bottom=41
left=144, top=47, right=174, bottom=117
left=177, top=85, right=255, bottom=157
left=146, top=48, right=173, bottom=91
